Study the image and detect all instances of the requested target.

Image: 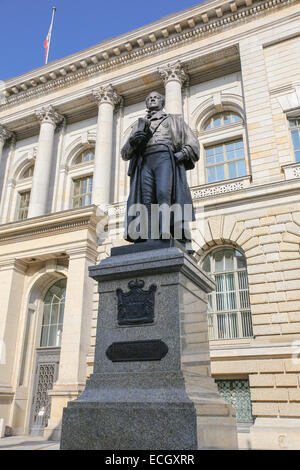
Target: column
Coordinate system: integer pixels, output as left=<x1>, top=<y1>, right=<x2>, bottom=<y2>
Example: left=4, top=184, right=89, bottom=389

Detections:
left=0, top=126, right=12, bottom=163
left=44, top=246, right=97, bottom=440
left=28, top=105, right=63, bottom=218
left=158, top=61, right=187, bottom=114
left=92, top=84, right=122, bottom=209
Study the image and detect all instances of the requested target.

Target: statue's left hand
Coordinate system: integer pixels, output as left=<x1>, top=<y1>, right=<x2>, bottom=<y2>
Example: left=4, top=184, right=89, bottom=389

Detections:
left=129, top=131, right=149, bottom=148
left=174, top=151, right=185, bottom=164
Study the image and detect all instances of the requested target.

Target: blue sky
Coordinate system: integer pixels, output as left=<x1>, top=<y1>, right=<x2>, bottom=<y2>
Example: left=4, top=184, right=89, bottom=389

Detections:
left=0, top=0, right=204, bottom=81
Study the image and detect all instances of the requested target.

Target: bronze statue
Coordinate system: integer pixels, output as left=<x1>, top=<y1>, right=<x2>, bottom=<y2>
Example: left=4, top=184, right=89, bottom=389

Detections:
left=121, top=91, right=199, bottom=248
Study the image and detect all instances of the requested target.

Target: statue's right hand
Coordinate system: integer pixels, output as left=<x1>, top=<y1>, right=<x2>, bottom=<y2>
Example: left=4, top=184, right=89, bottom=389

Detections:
left=129, top=131, right=148, bottom=148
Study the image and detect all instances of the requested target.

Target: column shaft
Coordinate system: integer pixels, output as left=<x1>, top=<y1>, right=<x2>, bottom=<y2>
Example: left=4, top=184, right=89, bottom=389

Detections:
left=28, top=106, right=63, bottom=218
left=158, top=61, right=187, bottom=114
left=92, top=85, right=121, bottom=209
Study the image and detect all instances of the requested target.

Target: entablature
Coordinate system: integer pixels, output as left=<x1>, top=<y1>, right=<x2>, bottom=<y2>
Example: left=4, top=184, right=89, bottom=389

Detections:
left=0, top=0, right=296, bottom=114
left=0, top=45, right=240, bottom=140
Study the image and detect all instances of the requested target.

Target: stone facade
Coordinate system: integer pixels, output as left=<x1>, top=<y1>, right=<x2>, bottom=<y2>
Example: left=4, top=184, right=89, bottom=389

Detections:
left=0, top=0, right=300, bottom=449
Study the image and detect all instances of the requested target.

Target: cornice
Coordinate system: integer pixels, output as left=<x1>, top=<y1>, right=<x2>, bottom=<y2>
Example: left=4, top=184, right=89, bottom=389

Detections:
left=0, top=205, right=102, bottom=244
left=1, top=0, right=297, bottom=111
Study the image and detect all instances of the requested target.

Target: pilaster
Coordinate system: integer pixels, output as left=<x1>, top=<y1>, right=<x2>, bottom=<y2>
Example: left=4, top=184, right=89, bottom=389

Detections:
left=44, top=245, right=97, bottom=440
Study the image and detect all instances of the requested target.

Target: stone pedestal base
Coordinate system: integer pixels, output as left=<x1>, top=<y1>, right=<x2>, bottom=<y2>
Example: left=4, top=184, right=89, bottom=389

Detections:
left=60, top=241, right=237, bottom=450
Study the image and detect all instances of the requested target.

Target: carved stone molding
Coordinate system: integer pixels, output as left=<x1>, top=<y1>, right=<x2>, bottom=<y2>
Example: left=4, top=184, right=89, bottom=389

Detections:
left=191, top=178, right=249, bottom=199
left=0, top=125, right=13, bottom=145
left=293, top=166, right=300, bottom=178
left=35, top=105, right=64, bottom=126
left=158, top=61, right=188, bottom=86
left=282, top=163, right=300, bottom=180
left=108, top=204, right=126, bottom=217
left=92, top=85, right=123, bottom=108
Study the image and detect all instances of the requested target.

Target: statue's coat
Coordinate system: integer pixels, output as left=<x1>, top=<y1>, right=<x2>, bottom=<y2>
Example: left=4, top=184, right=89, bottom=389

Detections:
left=121, top=113, right=200, bottom=242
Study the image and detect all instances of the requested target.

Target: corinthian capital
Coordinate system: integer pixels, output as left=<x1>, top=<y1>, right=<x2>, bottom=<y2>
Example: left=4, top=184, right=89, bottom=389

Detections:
left=92, top=84, right=122, bottom=107
left=35, top=105, right=64, bottom=126
left=158, top=61, right=188, bottom=86
left=0, top=125, right=13, bottom=145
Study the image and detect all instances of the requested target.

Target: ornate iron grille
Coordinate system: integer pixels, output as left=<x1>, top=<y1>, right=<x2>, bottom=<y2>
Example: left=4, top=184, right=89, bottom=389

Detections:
left=32, top=363, right=56, bottom=427
left=216, top=379, right=253, bottom=424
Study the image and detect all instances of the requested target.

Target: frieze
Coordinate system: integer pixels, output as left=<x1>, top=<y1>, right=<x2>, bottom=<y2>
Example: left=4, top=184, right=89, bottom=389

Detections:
left=0, top=218, right=90, bottom=243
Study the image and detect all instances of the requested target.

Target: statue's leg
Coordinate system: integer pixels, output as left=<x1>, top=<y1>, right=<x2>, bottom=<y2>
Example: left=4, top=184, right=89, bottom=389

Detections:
left=154, top=153, right=173, bottom=239
left=140, top=158, right=155, bottom=239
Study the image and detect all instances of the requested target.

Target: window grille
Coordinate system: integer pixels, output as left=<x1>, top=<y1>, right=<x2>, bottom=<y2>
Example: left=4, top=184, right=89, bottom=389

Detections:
left=203, top=248, right=253, bottom=340
left=216, top=379, right=253, bottom=424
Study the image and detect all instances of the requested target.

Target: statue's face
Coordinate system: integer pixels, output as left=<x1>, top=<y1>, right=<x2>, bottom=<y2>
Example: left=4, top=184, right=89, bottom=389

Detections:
left=146, top=92, right=165, bottom=111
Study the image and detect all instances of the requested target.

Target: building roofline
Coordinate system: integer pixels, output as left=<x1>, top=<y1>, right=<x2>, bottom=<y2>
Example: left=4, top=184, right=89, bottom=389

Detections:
left=1, top=0, right=298, bottom=108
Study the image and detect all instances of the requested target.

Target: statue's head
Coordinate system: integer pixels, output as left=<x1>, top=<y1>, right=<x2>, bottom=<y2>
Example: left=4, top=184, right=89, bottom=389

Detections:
left=146, top=91, right=165, bottom=112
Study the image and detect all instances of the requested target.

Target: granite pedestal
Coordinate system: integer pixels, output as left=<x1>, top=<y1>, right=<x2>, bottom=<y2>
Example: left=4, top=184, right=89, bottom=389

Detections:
left=60, top=241, right=238, bottom=450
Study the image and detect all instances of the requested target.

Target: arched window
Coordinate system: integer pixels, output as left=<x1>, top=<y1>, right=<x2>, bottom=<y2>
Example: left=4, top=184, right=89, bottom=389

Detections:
left=73, top=150, right=95, bottom=165
left=202, top=248, right=253, bottom=340
left=204, top=112, right=242, bottom=130
left=20, top=164, right=34, bottom=180
left=201, top=110, right=247, bottom=184
left=40, top=279, right=66, bottom=347
left=289, top=117, right=300, bottom=162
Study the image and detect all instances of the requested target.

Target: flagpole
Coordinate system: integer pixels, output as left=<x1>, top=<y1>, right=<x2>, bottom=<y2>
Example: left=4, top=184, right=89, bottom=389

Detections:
left=45, top=7, right=56, bottom=65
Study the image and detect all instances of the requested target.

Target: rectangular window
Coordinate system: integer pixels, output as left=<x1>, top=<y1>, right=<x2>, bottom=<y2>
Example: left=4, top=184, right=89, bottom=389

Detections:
left=17, top=190, right=31, bottom=220
left=72, top=176, right=93, bottom=208
left=205, top=139, right=246, bottom=183
left=289, top=118, right=300, bottom=162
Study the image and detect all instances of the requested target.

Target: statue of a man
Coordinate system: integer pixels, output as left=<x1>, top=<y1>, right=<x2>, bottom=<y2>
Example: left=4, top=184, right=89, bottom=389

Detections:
left=121, top=91, right=199, bottom=248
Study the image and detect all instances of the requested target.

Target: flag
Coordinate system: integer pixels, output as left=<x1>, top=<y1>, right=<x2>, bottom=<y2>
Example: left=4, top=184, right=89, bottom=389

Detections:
left=44, top=7, right=56, bottom=65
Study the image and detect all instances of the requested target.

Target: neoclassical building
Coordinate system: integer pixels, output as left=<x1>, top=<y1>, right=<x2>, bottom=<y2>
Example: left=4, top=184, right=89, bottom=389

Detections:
left=0, top=0, right=300, bottom=450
